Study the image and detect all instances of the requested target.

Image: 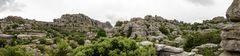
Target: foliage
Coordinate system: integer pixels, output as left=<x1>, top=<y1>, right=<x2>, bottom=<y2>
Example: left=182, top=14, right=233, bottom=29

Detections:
left=159, top=26, right=169, bottom=35
left=96, top=28, right=107, bottom=38
left=0, top=46, right=33, bottom=56
left=55, top=39, right=73, bottom=56
left=72, top=37, right=156, bottom=56
left=0, top=39, right=7, bottom=47
left=115, top=21, right=124, bottom=27
left=16, top=39, right=32, bottom=45
left=198, top=48, right=219, bottom=56
left=183, top=30, right=221, bottom=52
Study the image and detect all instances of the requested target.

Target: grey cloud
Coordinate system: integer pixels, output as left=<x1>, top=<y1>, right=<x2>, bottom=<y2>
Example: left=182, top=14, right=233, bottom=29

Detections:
left=187, top=0, right=215, bottom=6
left=0, top=0, right=25, bottom=12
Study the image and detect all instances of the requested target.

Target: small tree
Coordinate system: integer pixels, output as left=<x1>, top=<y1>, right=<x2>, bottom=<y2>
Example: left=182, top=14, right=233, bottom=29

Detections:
left=115, top=21, right=123, bottom=27
left=96, top=28, right=107, bottom=38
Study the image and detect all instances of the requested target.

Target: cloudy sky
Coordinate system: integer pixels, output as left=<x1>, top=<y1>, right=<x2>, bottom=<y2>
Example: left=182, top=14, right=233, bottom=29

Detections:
left=0, top=0, right=232, bottom=25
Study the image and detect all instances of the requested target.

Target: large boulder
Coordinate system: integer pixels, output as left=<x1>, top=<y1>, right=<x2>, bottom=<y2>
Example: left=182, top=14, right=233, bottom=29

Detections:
left=226, top=0, right=240, bottom=22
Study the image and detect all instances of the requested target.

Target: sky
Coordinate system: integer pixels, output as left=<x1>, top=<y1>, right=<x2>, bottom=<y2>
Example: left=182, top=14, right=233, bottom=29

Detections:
left=0, top=0, right=233, bottom=25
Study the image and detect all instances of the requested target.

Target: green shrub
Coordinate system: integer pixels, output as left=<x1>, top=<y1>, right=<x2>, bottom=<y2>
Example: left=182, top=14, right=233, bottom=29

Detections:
left=96, top=28, right=107, bottom=38
left=0, top=46, right=33, bottom=56
left=16, top=39, right=32, bottom=45
left=115, top=21, right=124, bottom=27
left=198, top=48, right=219, bottom=56
left=183, top=30, right=221, bottom=52
left=55, top=39, right=72, bottom=56
left=0, top=39, right=7, bottom=47
left=72, top=37, right=156, bottom=56
left=159, top=26, right=169, bottom=35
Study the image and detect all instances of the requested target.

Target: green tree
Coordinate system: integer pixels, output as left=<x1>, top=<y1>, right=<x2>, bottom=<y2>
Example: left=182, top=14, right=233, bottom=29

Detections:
left=72, top=37, right=156, bottom=56
left=115, top=21, right=123, bottom=27
left=55, top=39, right=73, bottom=56
left=96, top=28, right=107, bottom=38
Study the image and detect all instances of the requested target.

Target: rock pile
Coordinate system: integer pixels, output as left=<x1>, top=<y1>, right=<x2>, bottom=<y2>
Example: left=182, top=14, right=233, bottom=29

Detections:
left=220, top=0, right=240, bottom=56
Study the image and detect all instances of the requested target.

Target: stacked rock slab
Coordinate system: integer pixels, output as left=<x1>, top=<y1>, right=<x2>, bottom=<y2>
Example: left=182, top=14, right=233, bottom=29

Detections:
left=220, top=0, right=240, bottom=56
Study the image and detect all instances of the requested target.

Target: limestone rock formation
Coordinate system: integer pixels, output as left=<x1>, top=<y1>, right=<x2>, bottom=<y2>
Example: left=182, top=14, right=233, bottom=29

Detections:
left=220, top=0, right=240, bottom=56
left=211, top=16, right=227, bottom=23
left=226, top=0, right=240, bottom=22
left=221, top=23, right=240, bottom=52
left=53, top=13, right=112, bottom=29
left=111, top=15, right=181, bottom=39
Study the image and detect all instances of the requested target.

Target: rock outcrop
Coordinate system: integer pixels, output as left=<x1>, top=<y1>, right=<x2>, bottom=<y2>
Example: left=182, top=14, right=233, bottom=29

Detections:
left=220, top=0, right=240, bottom=56
left=109, top=15, right=181, bottom=39
left=53, top=13, right=112, bottom=29
left=226, top=0, right=240, bottom=22
left=221, top=23, right=240, bottom=52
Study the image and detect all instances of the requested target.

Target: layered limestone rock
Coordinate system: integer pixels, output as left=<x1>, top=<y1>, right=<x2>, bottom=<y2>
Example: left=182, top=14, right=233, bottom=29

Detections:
left=53, top=13, right=112, bottom=29
left=220, top=0, right=240, bottom=56
left=110, top=15, right=181, bottom=39
left=221, top=23, right=240, bottom=52
left=226, top=0, right=240, bottom=22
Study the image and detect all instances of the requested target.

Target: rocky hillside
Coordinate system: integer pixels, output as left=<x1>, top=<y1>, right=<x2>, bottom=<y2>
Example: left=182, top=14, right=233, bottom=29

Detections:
left=0, top=1, right=238, bottom=56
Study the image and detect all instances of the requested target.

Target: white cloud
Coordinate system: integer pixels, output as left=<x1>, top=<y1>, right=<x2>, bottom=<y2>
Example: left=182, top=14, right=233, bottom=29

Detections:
left=187, top=0, right=215, bottom=6
left=0, top=0, right=26, bottom=12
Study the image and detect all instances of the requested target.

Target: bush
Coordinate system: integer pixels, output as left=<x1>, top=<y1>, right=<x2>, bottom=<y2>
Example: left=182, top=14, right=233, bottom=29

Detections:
left=159, top=26, right=169, bottom=35
left=55, top=39, right=72, bottom=56
left=72, top=37, right=156, bottom=56
left=183, top=30, right=221, bottom=51
left=198, top=48, right=219, bottom=56
left=96, top=28, right=107, bottom=38
left=115, top=21, right=124, bottom=27
left=0, top=39, right=7, bottom=47
left=0, top=46, right=33, bottom=56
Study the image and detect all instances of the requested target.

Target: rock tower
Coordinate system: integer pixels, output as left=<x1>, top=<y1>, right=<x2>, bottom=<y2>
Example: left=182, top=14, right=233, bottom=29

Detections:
left=220, top=0, right=240, bottom=56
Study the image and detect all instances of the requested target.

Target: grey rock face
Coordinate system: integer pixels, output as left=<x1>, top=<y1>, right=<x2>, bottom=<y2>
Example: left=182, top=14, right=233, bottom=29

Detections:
left=122, top=18, right=148, bottom=37
left=220, top=0, right=240, bottom=55
left=226, top=0, right=240, bottom=22
left=221, top=40, right=240, bottom=51
left=221, top=23, right=240, bottom=52
left=113, top=15, right=181, bottom=38
left=53, top=13, right=112, bottom=32
left=221, top=23, right=240, bottom=40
